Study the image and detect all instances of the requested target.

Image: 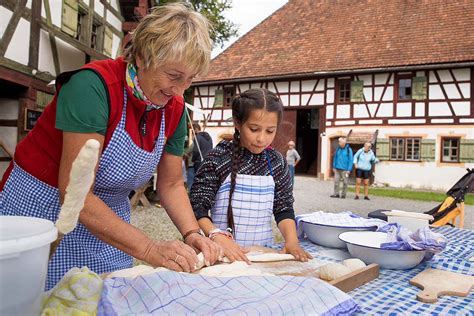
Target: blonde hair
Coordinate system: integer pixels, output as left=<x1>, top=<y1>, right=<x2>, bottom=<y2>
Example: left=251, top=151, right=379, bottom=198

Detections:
left=123, top=3, right=212, bottom=75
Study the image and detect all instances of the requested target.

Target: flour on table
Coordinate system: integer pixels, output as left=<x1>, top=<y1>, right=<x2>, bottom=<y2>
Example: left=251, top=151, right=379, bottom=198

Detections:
left=197, top=261, right=271, bottom=277
left=107, top=265, right=168, bottom=279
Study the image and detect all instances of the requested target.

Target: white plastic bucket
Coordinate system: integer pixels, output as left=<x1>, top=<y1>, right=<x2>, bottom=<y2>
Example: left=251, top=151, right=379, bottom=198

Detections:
left=0, top=216, right=58, bottom=316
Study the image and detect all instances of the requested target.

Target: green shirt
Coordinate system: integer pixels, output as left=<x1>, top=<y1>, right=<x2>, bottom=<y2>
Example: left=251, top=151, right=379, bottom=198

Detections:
left=56, top=70, right=186, bottom=156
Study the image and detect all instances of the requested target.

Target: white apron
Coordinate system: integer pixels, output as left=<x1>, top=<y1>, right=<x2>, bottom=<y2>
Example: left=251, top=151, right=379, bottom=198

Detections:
left=211, top=151, right=275, bottom=246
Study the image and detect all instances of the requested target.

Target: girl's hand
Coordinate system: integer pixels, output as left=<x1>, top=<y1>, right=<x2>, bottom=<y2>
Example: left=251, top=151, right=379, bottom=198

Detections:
left=213, top=235, right=250, bottom=264
left=280, top=242, right=312, bottom=262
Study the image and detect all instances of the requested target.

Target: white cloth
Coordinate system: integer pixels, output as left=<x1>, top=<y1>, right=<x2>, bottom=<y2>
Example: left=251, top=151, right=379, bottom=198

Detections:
left=296, top=211, right=387, bottom=238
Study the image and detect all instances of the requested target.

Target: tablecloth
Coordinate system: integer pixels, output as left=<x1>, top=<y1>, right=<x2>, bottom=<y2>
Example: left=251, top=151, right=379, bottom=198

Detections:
left=297, top=226, right=473, bottom=315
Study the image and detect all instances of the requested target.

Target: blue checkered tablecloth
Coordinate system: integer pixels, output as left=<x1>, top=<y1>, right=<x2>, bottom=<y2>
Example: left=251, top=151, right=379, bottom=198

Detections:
left=298, top=226, right=474, bottom=315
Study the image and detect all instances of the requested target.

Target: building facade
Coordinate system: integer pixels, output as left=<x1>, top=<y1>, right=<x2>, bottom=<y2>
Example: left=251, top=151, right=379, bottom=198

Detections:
left=191, top=0, right=474, bottom=191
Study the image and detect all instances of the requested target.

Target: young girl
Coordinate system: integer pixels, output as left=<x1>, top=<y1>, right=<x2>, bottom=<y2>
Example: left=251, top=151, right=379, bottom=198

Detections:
left=191, top=89, right=311, bottom=263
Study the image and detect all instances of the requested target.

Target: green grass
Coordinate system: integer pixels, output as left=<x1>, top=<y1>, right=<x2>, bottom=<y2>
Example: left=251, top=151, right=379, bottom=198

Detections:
left=347, top=187, right=474, bottom=205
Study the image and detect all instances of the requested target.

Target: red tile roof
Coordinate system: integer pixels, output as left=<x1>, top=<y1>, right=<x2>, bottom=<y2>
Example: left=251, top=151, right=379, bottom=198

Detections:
left=195, top=0, right=474, bottom=83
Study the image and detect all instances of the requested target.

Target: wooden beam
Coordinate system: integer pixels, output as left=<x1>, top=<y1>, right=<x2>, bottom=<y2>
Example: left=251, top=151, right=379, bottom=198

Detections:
left=86, top=0, right=95, bottom=48
left=0, top=119, right=18, bottom=127
left=39, top=21, right=108, bottom=61
left=43, top=0, right=61, bottom=75
left=0, top=0, right=28, bottom=56
left=28, top=0, right=41, bottom=69
left=0, top=59, right=55, bottom=93
left=123, top=21, right=139, bottom=32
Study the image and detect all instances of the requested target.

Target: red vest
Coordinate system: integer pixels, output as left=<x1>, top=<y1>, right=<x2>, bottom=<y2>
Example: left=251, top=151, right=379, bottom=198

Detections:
left=0, top=57, right=184, bottom=190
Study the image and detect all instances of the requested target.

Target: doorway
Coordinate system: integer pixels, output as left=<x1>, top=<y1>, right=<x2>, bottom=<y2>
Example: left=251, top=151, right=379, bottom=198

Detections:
left=295, top=109, right=319, bottom=175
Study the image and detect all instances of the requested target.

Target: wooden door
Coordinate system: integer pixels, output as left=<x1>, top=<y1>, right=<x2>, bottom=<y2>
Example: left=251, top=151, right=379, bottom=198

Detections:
left=272, top=109, right=296, bottom=155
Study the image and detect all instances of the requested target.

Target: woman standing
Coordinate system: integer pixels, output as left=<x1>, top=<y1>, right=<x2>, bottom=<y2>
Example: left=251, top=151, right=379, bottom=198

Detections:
left=0, top=3, right=220, bottom=289
left=353, top=142, right=379, bottom=200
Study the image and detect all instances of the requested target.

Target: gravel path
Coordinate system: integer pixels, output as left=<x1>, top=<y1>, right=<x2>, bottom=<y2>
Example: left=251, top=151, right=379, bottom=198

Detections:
left=132, top=176, right=473, bottom=245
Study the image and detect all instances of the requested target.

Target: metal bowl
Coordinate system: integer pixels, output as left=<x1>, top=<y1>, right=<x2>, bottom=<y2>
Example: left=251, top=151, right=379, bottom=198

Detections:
left=302, top=221, right=377, bottom=248
left=338, top=231, right=426, bottom=269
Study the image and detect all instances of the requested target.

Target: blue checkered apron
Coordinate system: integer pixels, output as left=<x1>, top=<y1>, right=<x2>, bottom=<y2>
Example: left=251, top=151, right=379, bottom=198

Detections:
left=211, top=151, right=275, bottom=247
left=0, top=88, right=166, bottom=290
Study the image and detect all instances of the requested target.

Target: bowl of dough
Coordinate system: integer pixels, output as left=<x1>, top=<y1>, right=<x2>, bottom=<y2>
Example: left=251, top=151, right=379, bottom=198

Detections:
left=338, top=231, right=426, bottom=269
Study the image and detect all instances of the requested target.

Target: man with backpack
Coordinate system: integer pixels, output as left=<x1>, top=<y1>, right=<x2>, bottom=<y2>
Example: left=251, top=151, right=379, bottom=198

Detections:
left=331, top=137, right=353, bottom=199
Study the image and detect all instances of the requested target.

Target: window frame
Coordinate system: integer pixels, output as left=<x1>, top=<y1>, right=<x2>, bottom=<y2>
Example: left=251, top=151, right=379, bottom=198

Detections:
left=223, top=86, right=235, bottom=108
left=396, top=74, right=413, bottom=101
left=389, top=137, right=422, bottom=162
left=441, top=137, right=460, bottom=163
left=337, top=79, right=351, bottom=103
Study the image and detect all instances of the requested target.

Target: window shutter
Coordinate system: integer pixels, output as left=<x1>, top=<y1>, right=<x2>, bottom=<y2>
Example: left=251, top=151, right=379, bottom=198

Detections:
left=213, top=89, right=224, bottom=108
left=412, top=76, right=427, bottom=100
left=61, top=0, right=79, bottom=37
left=103, top=26, right=113, bottom=57
left=420, top=139, right=435, bottom=162
left=460, top=139, right=474, bottom=163
left=375, top=138, right=389, bottom=160
left=350, top=80, right=364, bottom=102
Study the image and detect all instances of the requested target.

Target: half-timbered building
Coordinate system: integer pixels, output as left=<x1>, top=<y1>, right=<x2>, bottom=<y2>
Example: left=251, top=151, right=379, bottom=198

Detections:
left=191, top=0, right=474, bottom=191
left=0, top=0, right=126, bottom=175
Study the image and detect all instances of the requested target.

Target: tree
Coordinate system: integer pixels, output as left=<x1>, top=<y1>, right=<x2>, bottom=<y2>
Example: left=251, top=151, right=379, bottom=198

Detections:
left=153, top=0, right=238, bottom=48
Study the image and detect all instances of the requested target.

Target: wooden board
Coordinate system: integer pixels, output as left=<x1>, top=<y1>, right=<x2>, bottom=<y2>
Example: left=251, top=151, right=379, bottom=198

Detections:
left=409, top=269, right=474, bottom=303
left=244, top=246, right=379, bottom=292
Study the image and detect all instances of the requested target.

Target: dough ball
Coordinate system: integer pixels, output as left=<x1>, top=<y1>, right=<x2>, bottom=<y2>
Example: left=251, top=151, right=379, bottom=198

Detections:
left=319, top=263, right=351, bottom=281
left=342, top=258, right=366, bottom=272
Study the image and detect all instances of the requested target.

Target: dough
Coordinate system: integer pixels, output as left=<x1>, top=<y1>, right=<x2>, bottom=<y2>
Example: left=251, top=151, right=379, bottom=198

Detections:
left=107, top=265, right=167, bottom=279
left=342, top=258, right=366, bottom=271
left=318, top=263, right=351, bottom=281
left=56, top=139, right=100, bottom=234
left=197, top=261, right=270, bottom=277
left=195, top=252, right=296, bottom=270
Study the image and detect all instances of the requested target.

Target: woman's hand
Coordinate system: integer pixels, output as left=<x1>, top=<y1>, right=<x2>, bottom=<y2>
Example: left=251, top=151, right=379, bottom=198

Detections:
left=142, top=239, right=199, bottom=273
left=213, top=235, right=250, bottom=264
left=280, top=242, right=312, bottom=262
left=184, top=233, right=223, bottom=266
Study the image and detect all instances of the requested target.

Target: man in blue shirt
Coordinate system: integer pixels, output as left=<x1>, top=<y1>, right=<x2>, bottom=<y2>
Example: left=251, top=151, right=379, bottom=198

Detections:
left=331, top=137, right=353, bottom=199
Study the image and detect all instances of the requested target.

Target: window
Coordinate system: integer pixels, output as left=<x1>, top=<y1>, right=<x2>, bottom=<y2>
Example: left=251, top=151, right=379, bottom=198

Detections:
left=223, top=86, right=235, bottom=108
left=442, top=138, right=460, bottom=162
left=398, top=78, right=412, bottom=100
left=338, top=80, right=351, bottom=103
left=390, top=137, right=421, bottom=161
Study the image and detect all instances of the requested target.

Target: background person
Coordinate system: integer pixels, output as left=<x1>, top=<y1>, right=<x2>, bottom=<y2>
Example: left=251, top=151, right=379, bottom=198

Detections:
left=354, top=142, right=379, bottom=200
left=286, top=140, right=301, bottom=187
left=331, top=137, right=353, bottom=199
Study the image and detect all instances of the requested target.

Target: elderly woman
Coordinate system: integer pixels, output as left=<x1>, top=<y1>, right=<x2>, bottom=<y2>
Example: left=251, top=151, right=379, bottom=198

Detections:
left=0, top=3, right=220, bottom=289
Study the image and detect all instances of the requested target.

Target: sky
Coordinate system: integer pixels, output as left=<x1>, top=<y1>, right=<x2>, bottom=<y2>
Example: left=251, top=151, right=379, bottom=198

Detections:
left=211, top=0, right=288, bottom=58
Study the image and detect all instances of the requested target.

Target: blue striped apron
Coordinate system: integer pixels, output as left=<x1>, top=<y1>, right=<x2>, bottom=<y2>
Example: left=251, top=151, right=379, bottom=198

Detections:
left=0, top=88, right=166, bottom=290
left=211, top=151, right=275, bottom=247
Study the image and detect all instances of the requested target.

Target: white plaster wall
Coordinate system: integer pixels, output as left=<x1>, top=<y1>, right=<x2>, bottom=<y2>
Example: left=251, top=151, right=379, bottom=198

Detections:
left=275, top=82, right=288, bottom=93
left=38, top=29, right=57, bottom=76
left=111, top=0, right=120, bottom=10
left=107, top=11, right=122, bottom=31
left=289, top=94, right=299, bottom=106
left=111, top=34, right=121, bottom=58
left=290, top=81, right=299, bottom=92
left=354, top=104, right=369, bottom=118
left=302, top=80, right=316, bottom=92
left=327, top=89, right=334, bottom=103
left=95, top=0, right=105, bottom=16
left=56, top=37, right=85, bottom=71
left=336, top=104, right=350, bottom=118
left=452, top=68, right=470, bottom=81
left=428, top=102, right=453, bottom=116
left=309, top=93, right=324, bottom=106
left=396, top=102, right=411, bottom=117
left=0, top=6, right=13, bottom=38
left=50, top=0, right=62, bottom=28
left=4, top=18, right=30, bottom=65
